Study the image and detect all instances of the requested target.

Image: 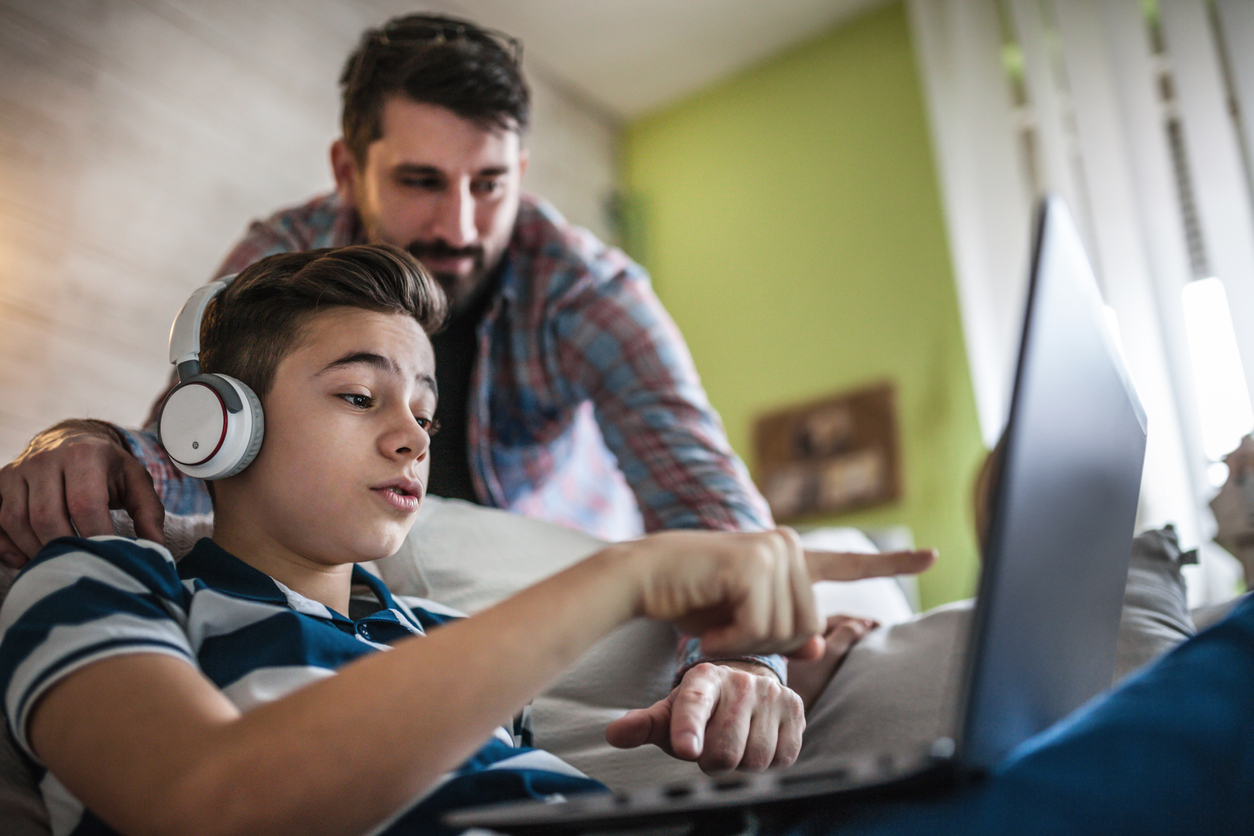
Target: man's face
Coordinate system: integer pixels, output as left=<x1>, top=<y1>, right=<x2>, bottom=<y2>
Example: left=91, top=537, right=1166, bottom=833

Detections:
left=334, top=98, right=528, bottom=313
left=229, top=307, right=438, bottom=567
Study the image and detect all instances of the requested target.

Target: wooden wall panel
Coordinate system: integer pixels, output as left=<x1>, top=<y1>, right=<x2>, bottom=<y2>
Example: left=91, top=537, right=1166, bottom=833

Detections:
left=0, top=0, right=620, bottom=462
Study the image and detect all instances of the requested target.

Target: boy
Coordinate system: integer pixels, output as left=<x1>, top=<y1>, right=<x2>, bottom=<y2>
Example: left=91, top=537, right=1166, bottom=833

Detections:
left=0, top=245, right=930, bottom=835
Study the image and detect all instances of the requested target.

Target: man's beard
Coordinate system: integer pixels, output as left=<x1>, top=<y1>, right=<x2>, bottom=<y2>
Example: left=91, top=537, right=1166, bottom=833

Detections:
left=406, top=240, right=489, bottom=314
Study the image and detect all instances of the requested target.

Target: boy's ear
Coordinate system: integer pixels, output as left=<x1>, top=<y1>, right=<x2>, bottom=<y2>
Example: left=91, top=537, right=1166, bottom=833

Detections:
left=330, top=139, right=361, bottom=208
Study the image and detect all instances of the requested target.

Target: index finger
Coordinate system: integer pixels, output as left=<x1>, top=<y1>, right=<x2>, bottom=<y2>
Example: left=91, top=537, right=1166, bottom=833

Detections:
left=804, top=548, right=936, bottom=582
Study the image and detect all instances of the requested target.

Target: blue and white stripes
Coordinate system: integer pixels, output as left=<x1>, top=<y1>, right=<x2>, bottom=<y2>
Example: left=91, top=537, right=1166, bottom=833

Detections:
left=0, top=535, right=604, bottom=835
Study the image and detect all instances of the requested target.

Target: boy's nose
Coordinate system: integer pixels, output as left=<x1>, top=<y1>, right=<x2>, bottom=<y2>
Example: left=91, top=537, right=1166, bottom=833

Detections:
left=383, top=416, right=430, bottom=461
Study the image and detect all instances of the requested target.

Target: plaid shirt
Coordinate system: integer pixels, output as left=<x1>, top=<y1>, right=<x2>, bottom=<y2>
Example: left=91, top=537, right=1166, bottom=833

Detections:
left=124, top=191, right=782, bottom=679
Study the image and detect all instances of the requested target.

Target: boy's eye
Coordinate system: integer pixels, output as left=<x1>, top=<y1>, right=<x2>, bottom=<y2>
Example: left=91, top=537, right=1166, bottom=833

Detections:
left=417, top=417, right=441, bottom=437
left=341, top=394, right=374, bottom=409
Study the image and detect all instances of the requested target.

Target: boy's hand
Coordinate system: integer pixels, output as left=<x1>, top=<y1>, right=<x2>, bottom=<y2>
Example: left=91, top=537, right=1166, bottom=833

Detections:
left=631, top=528, right=934, bottom=659
left=0, top=420, right=164, bottom=567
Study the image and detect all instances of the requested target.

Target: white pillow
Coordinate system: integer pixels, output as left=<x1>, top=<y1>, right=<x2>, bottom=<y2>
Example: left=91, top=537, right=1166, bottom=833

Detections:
left=369, top=498, right=916, bottom=789
left=366, top=497, right=605, bottom=613
left=370, top=498, right=915, bottom=623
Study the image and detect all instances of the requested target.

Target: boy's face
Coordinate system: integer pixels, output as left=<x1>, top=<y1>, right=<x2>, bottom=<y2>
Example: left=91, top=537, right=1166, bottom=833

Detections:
left=227, top=306, right=437, bottom=566
left=333, top=97, right=528, bottom=315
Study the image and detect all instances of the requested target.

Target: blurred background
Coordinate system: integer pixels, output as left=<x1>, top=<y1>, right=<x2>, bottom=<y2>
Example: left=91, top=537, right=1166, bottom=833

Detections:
left=1, top=0, right=1251, bottom=610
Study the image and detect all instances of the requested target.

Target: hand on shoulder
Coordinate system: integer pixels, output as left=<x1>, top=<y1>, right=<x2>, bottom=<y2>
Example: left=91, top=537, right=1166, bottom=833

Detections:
left=0, top=419, right=164, bottom=567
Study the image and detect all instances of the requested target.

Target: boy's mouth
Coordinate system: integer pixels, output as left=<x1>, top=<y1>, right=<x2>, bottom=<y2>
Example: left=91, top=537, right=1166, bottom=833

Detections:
left=371, top=478, right=424, bottom=512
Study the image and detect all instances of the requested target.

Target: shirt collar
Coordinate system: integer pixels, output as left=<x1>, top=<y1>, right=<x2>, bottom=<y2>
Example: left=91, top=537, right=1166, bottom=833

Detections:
left=332, top=191, right=368, bottom=246
left=178, top=538, right=398, bottom=616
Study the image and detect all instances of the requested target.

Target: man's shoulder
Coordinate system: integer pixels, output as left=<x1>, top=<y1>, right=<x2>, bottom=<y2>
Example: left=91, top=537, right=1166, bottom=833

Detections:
left=218, top=191, right=360, bottom=275
left=508, top=194, right=644, bottom=298
left=249, top=191, right=357, bottom=248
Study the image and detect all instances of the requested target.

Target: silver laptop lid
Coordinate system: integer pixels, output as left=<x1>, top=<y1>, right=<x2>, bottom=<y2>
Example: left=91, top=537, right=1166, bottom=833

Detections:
left=956, top=195, right=1147, bottom=769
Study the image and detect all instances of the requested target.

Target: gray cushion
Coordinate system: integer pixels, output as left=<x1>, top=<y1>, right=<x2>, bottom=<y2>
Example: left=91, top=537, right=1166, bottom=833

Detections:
left=795, top=525, right=1197, bottom=768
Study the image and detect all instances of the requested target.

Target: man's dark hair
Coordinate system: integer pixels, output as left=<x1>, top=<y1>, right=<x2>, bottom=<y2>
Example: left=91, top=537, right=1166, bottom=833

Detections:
left=339, top=13, right=530, bottom=166
left=201, top=244, right=447, bottom=401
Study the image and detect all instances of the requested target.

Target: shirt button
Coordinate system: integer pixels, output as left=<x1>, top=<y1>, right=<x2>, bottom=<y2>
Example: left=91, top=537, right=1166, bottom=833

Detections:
left=358, top=625, right=371, bottom=640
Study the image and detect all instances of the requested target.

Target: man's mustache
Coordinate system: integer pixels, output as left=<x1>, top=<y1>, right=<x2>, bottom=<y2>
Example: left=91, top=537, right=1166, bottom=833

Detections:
left=406, top=241, right=485, bottom=264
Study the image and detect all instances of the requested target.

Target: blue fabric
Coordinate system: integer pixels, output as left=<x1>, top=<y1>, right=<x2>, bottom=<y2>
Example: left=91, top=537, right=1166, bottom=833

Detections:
left=777, top=593, right=1254, bottom=835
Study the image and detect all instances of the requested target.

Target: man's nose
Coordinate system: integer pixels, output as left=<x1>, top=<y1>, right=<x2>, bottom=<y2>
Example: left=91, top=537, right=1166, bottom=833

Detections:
left=432, top=182, right=477, bottom=248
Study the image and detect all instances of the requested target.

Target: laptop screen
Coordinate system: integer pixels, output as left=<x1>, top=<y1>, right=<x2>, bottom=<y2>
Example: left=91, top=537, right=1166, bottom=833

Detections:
left=956, top=196, right=1148, bottom=769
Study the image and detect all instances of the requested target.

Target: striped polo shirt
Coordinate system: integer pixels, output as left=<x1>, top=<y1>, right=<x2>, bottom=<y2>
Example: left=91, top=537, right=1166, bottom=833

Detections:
left=0, top=535, right=604, bottom=835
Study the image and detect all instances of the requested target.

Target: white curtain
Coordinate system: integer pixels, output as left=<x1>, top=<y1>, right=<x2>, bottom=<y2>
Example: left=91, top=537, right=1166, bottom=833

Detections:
left=908, top=0, right=1254, bottom=604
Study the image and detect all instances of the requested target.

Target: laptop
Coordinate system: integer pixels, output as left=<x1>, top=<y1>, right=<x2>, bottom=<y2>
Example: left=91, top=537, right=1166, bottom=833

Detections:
left=447, top=195, right=1149, bottom=835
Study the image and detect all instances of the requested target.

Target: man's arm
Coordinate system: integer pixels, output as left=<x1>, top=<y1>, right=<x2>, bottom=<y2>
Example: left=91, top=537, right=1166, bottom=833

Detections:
left=7, top=531, right=931, bottom=836
left=551, top=259, right=773, bottom=533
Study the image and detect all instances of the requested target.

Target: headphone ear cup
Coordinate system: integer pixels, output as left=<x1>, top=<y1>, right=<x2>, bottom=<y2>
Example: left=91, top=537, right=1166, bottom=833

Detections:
left=158, top=374, right=264, bottom=480
left=213, top=376, right=264, bottom=479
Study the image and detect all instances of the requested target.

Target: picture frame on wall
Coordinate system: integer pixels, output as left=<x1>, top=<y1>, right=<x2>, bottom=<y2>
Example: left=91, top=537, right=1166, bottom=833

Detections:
left=754, top=381, right=902, bottom=522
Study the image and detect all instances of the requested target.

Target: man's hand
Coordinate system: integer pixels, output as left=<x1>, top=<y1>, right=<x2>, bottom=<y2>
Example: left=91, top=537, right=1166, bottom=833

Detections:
left=0, top=420, right=164, bottom=568
left=605, top=660, right=805, bottom=773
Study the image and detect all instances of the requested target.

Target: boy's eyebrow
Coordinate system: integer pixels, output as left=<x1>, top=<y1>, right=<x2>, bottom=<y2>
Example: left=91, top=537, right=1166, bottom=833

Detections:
left=318, top=351, right=438, bottom=397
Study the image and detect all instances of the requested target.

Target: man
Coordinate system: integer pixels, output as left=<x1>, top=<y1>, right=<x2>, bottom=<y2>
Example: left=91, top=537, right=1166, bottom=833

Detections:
left=0, top=13, right=840, bottom=774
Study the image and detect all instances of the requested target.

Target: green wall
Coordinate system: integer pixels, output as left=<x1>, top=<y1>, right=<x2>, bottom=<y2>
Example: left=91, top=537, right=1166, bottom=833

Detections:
left=622, top=2, right=985, bottom=609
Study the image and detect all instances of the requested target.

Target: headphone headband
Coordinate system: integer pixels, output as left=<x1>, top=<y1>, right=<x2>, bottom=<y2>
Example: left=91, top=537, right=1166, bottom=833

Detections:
left=167, top=274, right=237, bottom=382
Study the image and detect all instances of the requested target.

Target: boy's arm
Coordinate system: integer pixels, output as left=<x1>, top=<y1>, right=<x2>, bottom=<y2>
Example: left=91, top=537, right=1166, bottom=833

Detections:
left=18, top=532, right=932, bottom=836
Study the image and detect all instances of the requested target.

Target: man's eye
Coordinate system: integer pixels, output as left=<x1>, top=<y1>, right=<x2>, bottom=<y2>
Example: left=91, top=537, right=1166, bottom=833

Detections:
left=473, top=179, right=503, bottom=196
left=399, top=176, right=441, bottom=190
left=417, top=417, right=441, bottom=436
left=342, top=394, right=374, bottom=409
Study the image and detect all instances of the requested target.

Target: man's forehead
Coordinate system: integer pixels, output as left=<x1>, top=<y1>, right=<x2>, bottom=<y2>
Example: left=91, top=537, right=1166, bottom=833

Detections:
left=373, top=97, right=521, bottom=163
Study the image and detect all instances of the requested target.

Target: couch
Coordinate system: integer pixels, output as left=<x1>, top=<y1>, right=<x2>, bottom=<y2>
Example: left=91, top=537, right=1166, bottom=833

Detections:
left=0, top=498, right=1198, bottom=835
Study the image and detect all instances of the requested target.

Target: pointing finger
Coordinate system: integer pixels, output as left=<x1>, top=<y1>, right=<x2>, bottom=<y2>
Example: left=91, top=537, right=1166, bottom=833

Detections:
left=804, top=548, right=936, bottom=582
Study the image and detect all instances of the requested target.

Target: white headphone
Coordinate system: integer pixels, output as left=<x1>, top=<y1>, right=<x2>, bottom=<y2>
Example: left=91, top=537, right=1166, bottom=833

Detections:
left=157, top=275, right=265, bottom=480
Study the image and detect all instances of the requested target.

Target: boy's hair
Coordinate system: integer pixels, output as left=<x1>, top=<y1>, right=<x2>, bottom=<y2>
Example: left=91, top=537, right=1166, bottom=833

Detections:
left=339, top=12, right=530, bottom=167
left=200, top=244, right=447, bottom=401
